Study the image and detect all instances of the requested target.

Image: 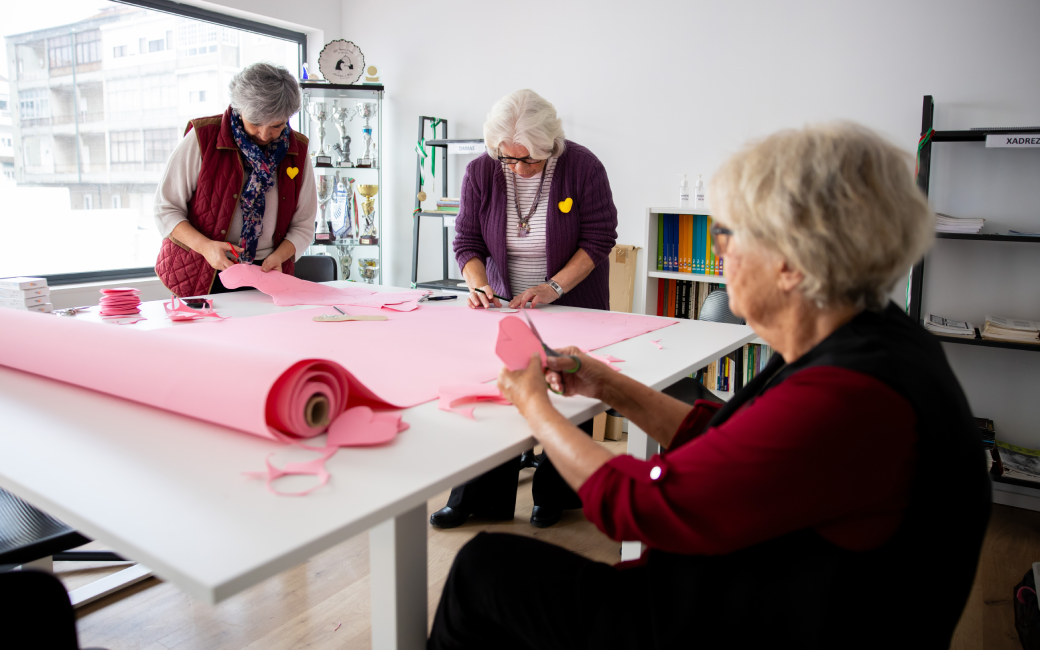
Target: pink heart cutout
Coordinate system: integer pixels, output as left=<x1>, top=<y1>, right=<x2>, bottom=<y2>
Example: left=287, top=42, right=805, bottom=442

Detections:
left=327, top=406, right=402, bottom=447
left=495, top=316, right=547, bottom=371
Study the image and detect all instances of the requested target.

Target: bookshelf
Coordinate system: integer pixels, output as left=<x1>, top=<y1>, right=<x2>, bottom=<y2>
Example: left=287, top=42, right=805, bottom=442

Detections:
left=908, top=95, right=1040, bottom=510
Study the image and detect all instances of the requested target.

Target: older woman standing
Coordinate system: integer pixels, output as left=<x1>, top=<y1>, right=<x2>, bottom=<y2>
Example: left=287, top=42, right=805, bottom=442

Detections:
left=429, top=123, right=991, bottom=649
left=430, top=89, right=618, bottom=530
left=154, top=63, right=316, bottom=296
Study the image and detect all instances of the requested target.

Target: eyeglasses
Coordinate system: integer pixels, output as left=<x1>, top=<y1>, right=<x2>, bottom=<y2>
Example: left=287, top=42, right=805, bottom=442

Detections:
left=710, top=224, right=733, bottom=257
left=497, top=155, right=545, bottom=166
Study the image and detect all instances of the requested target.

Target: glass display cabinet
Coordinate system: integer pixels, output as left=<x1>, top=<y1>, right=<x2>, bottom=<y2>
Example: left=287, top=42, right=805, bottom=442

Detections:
left=299, top=81, right=383, bottom=284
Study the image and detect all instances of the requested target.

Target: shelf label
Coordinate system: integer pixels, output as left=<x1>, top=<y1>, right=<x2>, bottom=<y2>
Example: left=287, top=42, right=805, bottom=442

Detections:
left=448, top=142, right=483, bottom=155
left=986, top=134, right=1040, bottom=148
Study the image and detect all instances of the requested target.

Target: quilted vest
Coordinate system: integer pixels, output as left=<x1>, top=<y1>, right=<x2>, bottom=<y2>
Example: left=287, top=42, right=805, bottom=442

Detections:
left=155, top=105, right=310, bottom=297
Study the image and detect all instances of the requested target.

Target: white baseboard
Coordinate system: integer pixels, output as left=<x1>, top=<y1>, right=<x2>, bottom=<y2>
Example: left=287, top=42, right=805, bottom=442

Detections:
left=993, top=480, right=1040, bottom=512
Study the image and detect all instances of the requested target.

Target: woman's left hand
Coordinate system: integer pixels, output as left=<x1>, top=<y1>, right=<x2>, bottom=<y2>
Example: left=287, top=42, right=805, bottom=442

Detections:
left=509, top=283, right=559, bottom=309
left=498, top=353, right=552, bottom=418
left=261, top=255, right=284, bottom=273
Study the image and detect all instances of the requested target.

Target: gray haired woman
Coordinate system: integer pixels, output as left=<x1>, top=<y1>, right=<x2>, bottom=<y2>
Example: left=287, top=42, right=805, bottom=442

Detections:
left=154, top=62, right=316, bottom=297
left=430, top=89, right=619, bottom=530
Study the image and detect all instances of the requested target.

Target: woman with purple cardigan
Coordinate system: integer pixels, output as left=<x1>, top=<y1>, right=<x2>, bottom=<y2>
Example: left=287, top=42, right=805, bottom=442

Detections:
left=429, top=89, right=618, bottom=530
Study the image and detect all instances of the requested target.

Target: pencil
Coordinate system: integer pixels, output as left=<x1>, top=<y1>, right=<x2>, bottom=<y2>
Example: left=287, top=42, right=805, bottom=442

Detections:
left=474, top=287, right=509, bottom=302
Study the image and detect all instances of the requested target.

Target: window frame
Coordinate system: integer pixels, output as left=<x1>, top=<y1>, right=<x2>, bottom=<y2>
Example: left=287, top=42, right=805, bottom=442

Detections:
left=29, top=0, right=308, bottom=286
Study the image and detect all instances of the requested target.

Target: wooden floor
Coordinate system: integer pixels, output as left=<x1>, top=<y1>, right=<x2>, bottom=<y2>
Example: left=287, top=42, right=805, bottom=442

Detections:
left=61, top=438, right=1040, bottom=649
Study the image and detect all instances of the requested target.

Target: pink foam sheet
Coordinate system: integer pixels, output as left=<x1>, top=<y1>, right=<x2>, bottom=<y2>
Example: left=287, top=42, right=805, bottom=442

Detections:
left=326, top=406, right=408, bottom=447
left=152, top=306, right=677, bottom=410
left=438, top=384, right=511, bottom=419
left=0, top=309, right=391, bottom=442
left=164, top=296, right=226, bottom=322
left=496, top=316, right=547, bottom=371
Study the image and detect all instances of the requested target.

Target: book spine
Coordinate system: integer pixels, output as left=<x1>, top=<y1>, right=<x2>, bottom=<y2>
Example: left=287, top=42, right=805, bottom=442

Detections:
left=657, top=214, right=664, bottom=271
left=665, top=215, right=673, bottom=271
left=657, top=278, right=665, bottom=316
left=674, top=279, right=681, bottom=317
left=682, top=281, right=690, bottom=318
left=672, top=215, right=679, bottom=272
left=667, top=279, right=676, bottom=317
left=706, top=215, right=714, bottom=275
left=680, top=215, right=687, bottom=273
left=685, top=215, right=692, bottom=273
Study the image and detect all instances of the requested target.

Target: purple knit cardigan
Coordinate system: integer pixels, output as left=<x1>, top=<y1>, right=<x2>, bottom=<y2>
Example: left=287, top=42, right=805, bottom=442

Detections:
left=453, top=140, right=618, bottom=310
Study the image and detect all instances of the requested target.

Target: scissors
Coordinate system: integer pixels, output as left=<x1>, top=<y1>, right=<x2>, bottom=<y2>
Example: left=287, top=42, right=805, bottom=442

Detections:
left=522, top=310, right=581, bottom=375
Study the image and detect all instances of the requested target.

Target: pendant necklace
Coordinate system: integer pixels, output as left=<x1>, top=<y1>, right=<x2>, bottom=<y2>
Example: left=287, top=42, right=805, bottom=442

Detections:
left=511, top=164, right=548, bottom=238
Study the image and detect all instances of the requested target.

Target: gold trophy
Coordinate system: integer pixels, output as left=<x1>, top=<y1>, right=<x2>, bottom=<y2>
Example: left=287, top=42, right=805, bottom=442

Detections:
left=357, top=184, right=379, bottom=245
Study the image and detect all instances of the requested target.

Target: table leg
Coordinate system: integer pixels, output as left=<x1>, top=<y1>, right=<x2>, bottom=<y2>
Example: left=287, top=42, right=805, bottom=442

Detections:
left=621, top=422, right=658, bottom=562
left=370, top=502, right=428, bottom=650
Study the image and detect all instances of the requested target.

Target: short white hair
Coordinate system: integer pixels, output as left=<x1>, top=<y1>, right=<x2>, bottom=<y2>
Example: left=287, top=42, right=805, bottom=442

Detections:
left=229, top=63, right=301, bottom=125
left=483, top=89, right=566, bottom=159
left=710, top=122, right=934, bottom=311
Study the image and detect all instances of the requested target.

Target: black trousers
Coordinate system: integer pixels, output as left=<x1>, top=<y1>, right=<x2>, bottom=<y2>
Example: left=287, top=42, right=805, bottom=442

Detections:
left=0, top=569, right=81, bottom=649
left=428, top=532, right=648, bottom=650
left=445, top=420, right=594, bottom=516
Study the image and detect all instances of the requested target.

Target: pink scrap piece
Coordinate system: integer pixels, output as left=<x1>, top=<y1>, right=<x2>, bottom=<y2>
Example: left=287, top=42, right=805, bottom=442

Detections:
left=164, top=296, right=226, bottom=322
left=326, top=406, right=408, bottom=447
left=244, top=446, right=338, bottom=497
left=218, top=264, right=376, bottom=306
left=102, top=316, right=146, bottom=325
left=437, top=384, right=511, bottom=419
left=650, top=339, right=664, bottom=350
left=585, top=351, right=624, bottom=371
left=495, top=316, right=547, bottom=371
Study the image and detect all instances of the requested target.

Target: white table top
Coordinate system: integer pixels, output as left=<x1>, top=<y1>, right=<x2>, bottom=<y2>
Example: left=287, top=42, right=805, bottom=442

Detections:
left=0, top=283, right=756, bottom=603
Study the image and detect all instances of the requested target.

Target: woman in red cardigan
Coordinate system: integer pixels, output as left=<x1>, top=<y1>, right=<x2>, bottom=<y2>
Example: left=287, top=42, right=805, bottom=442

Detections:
left=428, top=123, right=991, bottom=649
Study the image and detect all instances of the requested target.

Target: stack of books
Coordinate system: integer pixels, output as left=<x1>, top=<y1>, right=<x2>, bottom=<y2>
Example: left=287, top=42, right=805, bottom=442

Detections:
left=935, top=212, right=985, bottom=234
left=656, top=213, right=724, bottom=276
left=975, top=417, right=995, bottom=450
left=656, top=280, right=723, bottom=319
left=436, top=198, right=460, bottom=214
left=924, top=314, right=976, bottom=338
left=990, top=441, right=1040, bottom=485
left=981, top=315, right=1040, bottom=344
left=0, top=277, right=52, bottom=313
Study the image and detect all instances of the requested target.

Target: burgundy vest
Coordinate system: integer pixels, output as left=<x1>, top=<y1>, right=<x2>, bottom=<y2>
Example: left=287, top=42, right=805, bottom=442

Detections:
left=155, top=106, right=309, bottom=297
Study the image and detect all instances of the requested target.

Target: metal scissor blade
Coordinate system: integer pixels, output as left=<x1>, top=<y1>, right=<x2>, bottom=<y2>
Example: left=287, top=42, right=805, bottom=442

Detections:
left=522, top=310, right=561, bottom=357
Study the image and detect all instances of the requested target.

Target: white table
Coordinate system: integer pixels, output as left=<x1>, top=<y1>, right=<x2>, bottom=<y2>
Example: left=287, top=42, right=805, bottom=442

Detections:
left=0, top=283, right=755, bottom=649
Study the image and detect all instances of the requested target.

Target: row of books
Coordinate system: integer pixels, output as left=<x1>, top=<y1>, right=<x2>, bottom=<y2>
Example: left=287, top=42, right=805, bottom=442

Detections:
left=0, top=276, right=52, bottom=313
left=655, top=279, right=723, bottom=319
left=656, top=213, right=724, bottom=276
left=924, top=313, right=1040, bottom=344
left=697, top=343, right=773, bottom=393
left=990, top=441, right=1040, bottom=486
left=935, top=212, right=984, bottom=234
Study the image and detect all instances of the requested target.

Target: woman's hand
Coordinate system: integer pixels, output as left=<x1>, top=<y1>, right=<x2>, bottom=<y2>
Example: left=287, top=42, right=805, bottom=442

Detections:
left=509, top=283, right=559, bottom=309
left=261, top=254, right=284, bottom=273
left=467, top=284, right=502, bottom=309
left=498, top=353, right=552, bottom=418
left=543, top=347, right=610, bottom=401
left=200, top=240, right=244, bottom=271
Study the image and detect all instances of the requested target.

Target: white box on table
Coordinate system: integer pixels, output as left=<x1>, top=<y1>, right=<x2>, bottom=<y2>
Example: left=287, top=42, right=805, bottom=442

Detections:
left=0, top=286, right=50, bottom=299
left=0, top=277, right=47, bottom=291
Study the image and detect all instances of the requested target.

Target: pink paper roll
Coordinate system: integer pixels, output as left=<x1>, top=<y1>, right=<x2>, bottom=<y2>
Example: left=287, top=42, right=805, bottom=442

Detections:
left=0, top=309, right=377, bottom=441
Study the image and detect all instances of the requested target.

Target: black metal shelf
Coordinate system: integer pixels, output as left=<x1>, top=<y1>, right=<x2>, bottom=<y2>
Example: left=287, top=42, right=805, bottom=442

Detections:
left=934, top=328, right=1040, bottom=352
left=932, top=127, right=1040, bottom=143
left=300, top=82, right=384, bottom=91
left=424, top=139, right=484, bottom=147
left=936, top=233, right=1040, bottom=243
left=992, top=472, right=1040, bottom=492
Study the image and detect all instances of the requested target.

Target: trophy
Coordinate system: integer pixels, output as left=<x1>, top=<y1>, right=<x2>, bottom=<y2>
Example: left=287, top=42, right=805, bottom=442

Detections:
left=357, top=183, right=379, bottom=245
left=339, top=246, right=353, bottom=281
left=355, top=102, right=377, bottom=167
left=306, top=101, right=332, bottom=167
left=313, top=173, right=335, bottom=244
left=330, top=100, right=355, bottom=167
left=358, top=257, right=379, bottom=284
left=332, top=175, right=355, bottom=239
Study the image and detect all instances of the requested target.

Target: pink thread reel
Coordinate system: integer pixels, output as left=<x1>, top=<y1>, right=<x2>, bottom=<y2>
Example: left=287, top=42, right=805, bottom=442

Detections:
left=98, top=287, right=141, bottom=317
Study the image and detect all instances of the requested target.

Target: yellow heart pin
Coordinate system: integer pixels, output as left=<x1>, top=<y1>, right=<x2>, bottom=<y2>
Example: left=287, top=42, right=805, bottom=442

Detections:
left=558, top=197, right=573, bottom=213
left=286, top=166, right=299, bottom=180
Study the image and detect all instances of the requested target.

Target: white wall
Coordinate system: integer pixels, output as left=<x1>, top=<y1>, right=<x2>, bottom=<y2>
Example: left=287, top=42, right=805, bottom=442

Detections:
left=341, top=0, right=1040, bottom=446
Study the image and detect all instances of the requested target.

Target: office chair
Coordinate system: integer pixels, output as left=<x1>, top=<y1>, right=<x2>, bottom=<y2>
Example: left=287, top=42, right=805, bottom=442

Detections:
left=294, top=255, right=338, bottom=283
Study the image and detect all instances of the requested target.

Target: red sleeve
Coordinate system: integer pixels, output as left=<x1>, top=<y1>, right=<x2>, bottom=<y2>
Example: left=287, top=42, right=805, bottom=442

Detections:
left=667, top=399, right=723, bottom=450
left=578, top=366, right=918, bottom=555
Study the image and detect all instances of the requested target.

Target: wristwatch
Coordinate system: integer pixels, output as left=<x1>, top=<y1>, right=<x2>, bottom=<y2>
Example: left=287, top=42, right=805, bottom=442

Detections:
left=548, top=279, right=565, bottom=298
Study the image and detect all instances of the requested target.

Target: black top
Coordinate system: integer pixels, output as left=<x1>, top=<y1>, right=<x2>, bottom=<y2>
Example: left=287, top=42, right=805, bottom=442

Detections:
left=642, top=303, right=991, bottom=649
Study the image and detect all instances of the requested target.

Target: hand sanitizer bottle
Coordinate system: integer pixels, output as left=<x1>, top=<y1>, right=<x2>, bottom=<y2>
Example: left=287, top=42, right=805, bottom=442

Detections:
left=678, top=174, right=690, bottom=209
left=694, top=174, right=706, bottom=209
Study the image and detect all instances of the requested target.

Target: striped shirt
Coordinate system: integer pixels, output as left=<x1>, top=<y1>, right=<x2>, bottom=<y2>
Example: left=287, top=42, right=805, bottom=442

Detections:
left=503, top=156, right=557, bottom=296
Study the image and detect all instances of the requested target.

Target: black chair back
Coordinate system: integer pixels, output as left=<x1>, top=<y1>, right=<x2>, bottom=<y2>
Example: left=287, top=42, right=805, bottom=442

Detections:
left=294, top=255, right=338, bottom=283
left=697, top=289, right=745, bottom=325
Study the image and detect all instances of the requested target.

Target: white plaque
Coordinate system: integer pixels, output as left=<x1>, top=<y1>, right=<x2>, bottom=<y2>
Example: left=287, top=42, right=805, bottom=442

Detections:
left=448, top=142, right=483, bottom=155
left=986, top=133, right=1040, bottom=148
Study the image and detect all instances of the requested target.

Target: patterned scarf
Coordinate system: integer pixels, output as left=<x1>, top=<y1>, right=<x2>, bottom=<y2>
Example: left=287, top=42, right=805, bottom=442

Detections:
left=229, top=109, right=291, bottom=263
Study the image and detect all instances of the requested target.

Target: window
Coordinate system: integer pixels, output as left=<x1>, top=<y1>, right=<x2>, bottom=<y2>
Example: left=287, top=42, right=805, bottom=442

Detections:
left=2, top=0, right=305, bottom=282
left=75, top=30, right=101, bottom=65
left=0, top=100, right=7, bottom=111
